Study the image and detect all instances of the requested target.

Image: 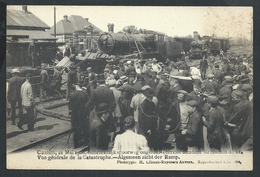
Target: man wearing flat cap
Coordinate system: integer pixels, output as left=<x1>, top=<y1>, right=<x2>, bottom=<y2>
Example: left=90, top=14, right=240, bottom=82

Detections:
left=227, top=90, right=253, bottom=151
left=188, top=79, right=206, bottom=117
left=167, top=90, right=190, bottom=151
left=242, top=84, right=253, bottom=102
left=89, top=103, right=111, bottom=150
left=181, top=100, right=203, bottom=151
left=202, top=74, right=216, bottom=94
left=169, top=76, right=182, bottom=102
left=202, top=96, right=223, bottom=151
left=218, top=77, right=233, bottom=105
left=213, top=64, right=223, bottom=83
left=86, top=67, right=96, bottom=83
left=19, top=73, right=35, bottom=131
left=147, top=70, right=160, bottom=91
left=8, top=68, right=25, bottom=125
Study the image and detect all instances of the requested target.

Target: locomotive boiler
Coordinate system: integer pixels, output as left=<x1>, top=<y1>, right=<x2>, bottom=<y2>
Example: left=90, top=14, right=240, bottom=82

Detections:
left=97, top=27, right=183, bottom=62
left=98, top=32, right=157, bottom=56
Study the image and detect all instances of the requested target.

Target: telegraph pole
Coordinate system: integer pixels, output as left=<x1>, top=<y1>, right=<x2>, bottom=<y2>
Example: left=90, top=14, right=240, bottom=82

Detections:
left=54, top=7, right=56, bottom=37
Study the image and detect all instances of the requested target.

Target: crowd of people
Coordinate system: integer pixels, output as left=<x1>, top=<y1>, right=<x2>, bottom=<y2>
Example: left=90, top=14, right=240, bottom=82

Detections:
left=65, top=52, right=253, bottom=153
left=7, top=51, right=253, bottom=153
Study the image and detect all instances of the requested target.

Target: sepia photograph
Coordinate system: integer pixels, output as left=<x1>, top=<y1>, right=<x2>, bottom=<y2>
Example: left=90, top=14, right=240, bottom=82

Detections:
left=6, top=5, right=253, bottom=170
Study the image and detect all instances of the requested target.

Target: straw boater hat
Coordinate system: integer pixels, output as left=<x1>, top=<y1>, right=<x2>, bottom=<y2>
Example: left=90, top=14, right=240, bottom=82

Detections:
left=11, top=68, right=20, bottom=73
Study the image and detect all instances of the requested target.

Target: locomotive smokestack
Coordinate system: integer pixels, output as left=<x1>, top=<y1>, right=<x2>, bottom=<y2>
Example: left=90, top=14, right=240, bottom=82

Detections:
left=193, top=31, right=199, bottom=40
left=107, top=23, right=114, bottom=33
left=63, top=15, right=68, bottom=21
left=85, top=18, right=89, bottom=22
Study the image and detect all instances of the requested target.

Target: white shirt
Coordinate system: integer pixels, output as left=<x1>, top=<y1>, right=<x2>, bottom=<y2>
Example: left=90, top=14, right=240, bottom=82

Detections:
left=112, top=130, right=149, bottom=151
left=179, top=101, right=190, bottom=130
left=21, top=80, right=33, bottom=107
left=130, top=93, right=143, bottom=122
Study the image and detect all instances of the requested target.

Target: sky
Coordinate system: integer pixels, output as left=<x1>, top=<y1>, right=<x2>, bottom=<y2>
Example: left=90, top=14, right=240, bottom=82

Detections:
left=7, top=6, right=253, bottom=40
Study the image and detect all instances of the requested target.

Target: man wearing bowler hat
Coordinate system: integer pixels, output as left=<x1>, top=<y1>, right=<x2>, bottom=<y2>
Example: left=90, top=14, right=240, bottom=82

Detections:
left=68, top=82, right=89, bottom=148
left=139, top=87, right=159, bottom=150
left=89, top=103, right=110, bottom=150
left=8, top=68, right=24, bottom=125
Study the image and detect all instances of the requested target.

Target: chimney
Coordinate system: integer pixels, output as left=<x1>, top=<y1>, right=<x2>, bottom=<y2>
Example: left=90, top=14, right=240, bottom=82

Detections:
left=85, top=18, right=89, bottom=22
left=193, top=31, right=199, bottom=41
left=107, top=23, right=114, bottom=33
left=22, top=5, right=27, bottom=13
left=63, top=15, right=68, bottom=21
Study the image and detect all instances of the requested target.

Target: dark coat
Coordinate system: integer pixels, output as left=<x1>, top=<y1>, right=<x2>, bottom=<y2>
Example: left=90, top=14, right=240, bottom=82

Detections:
left=187, top=91, right=206, bottom=117
left=147, top=78, right=159, bottom=91
left=8, top=76, right=25, bottom=102
left=202, top=80, right=216, bottom=94
left=68, top=90, right=89, bottom=127
left=213, top=68, right=223, bottom=83
left=118, top=83, right=135, bottom=117
left=218, top=85, right=232, bottom=104
left=169, top=84, right=182, bottom=101
left=167, top=100, right=181, bottom=133
left=89, top=117, right=109, bottom=150
left=228, top=100, right=253, bottom=147
left=68, top=90, right=89, bottom=148
left=200, top=60, right=208, bottom=71
left=139, top=99, right=157, bottom=134
left=67, top=70, right=76, bottom=87
left=86, top=85, right=116, bottom=113
left=186, top=110, right=202, bottom=147
left=203, top=108, right=223, bottom=148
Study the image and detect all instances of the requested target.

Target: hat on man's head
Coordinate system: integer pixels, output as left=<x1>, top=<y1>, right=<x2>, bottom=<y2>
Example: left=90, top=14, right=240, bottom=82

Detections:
left=225, top=76, right=234, bottom=83
left=215, top=65, right=219, bottom=68
left=128, top=71, right=136, bottom=77
left=207, top=74, right=214, bottom=79
left=141, top=85, right=151, bottom=91
left=134, top=82, right=143, bottom=91
left=108, top=79, right=117, bottom=86
left=178, top=90, right=188, bottom=95
left=193, top=79, right=202, bottom=86
left=232, top=90, right=244, bottom=98
left=87, top=67, right=92, bottom=71
left=104, top=68, right=109, bottom=72
left=240, top=75, right=250, bottom=83
left=11, top=68, right=20, bottom=74
left=127, top=60, right=132, bottom=64
left=160, top=72, right=168, bottom=77
left=25, top=73, right=32, bottom=77
left=242, top=84, right=253, bottom=91
left=152, top=58, right=157, bottom=62
left=96, top=103, right=109, bottom=115
left=207, top=96, right=219, bottom=104
left=143, top=87, right=155, bottom=97
left=187, top=100, right=198, bottom=107
left=120, top=75, right=128, bottom=82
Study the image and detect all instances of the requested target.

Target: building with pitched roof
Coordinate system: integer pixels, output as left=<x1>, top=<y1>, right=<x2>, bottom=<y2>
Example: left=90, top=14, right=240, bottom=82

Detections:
left=6, top=6, right=60, bottom=67
left=48, top=15, right=103, bottom=52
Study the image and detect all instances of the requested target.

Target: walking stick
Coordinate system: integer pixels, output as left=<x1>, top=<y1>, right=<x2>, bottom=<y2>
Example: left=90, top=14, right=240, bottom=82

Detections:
left=67, top=128, right=74, bottom=145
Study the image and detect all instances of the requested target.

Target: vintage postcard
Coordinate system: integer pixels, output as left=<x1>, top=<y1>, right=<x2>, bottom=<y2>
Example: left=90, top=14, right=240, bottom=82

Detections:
left=6, top=6, right=253, bottom=170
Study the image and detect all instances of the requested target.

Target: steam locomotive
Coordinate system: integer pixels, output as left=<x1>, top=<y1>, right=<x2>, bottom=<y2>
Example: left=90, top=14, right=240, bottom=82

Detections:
left=97, top=27, right=182, bottom=62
